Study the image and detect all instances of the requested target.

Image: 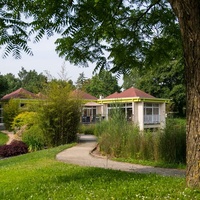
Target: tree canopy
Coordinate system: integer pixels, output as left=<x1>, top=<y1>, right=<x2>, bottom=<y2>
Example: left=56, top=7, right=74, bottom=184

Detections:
left=1, top=0, right=179, bottom=74
left=0, top=68, right=47, bottom=97
left=18, top=67, right=47, bottom=93
left=122, top=25, right=186, bottom=116
left=84, top=70, right=121, bottom=98
left=0, top=0, right=33, bottom=58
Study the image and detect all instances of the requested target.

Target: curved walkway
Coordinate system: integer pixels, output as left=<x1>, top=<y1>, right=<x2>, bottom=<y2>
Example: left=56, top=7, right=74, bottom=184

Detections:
left=56, top=135, right=185, bottom=177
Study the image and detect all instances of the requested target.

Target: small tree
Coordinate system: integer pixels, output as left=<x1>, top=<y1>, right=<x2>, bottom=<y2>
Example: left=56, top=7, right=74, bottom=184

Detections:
left=39, top=81, right=82, bottom=147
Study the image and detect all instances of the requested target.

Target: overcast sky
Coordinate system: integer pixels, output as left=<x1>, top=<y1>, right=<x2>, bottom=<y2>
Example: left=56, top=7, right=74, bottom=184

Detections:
left=0, top=35, right=96, bottom=84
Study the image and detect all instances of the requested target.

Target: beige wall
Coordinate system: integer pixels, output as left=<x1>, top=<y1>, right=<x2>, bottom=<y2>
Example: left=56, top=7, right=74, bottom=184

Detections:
left=96, top=106, right=102, bottom=115
left=137, top=102, right=144, bottom=130
left=160, top=103, right=166, bottom=129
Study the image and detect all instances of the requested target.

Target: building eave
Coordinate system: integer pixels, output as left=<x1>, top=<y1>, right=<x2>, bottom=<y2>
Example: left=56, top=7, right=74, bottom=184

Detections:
left=97, top=97, right=170, bottom=104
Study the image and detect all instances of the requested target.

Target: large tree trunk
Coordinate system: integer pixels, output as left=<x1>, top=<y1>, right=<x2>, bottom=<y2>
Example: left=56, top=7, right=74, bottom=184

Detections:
left=168, top=0, right=200, bottom=187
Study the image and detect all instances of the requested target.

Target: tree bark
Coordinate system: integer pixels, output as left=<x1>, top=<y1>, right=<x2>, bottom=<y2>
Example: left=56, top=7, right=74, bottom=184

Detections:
left=168, top=0, right=200, bottom=188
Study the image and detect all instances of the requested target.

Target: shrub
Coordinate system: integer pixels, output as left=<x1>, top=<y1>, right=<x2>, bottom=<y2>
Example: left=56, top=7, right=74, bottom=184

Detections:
left=78, top=124, right=96, bottom=135
left=12, top=111, right=38, bottom=131
left=0, top=140, right=28, bottom=158
left=3, top=99, right=20, bottom=130
left=22, top=125, right=45, bottom=151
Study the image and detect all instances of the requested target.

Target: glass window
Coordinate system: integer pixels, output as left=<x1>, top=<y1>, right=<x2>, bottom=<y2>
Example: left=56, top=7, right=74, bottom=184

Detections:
left=145, top=103, right=152, bottom=107
left=146, top=108, right=152, bottom=115
left=144, top=103, right=160, bottom=124
left=127, top=103, right=132, bottom=107
left=153, top=107, right=159, bottom=115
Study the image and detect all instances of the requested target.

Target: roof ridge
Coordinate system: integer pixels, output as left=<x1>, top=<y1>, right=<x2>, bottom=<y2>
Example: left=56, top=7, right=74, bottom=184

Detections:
left=104, top=87, right=155, bottom=99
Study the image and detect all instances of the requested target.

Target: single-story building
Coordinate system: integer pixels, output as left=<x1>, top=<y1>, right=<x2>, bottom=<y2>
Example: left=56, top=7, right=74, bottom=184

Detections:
left=71, top=90, right=103, bottom=123
left=0, top=88, right=39, bottom=129
left=0, top=87, right=169, bottom=130
left=97, top=87, right=170, bottom=130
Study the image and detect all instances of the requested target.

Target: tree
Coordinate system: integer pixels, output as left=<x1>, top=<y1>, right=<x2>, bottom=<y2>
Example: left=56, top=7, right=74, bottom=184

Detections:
left=3, top=73, right=21, bottom=94
left=123, top=61, right=186, bottom=117
left=1, top=0, right=200, bottom=187
left=85, top=70, right=121, bottom=97
left=55, top=0, right=200, bottom=187
left=75, top=72, right=88, bottom=90
left=18, top=67, right=47, bottom=93
left=0, top=75, right=9, bottom=98
left=168, top=0, right=200, bottom=188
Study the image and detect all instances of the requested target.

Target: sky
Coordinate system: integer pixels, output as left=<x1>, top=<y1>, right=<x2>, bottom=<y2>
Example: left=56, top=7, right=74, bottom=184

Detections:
left=0, top=35, right=96, bottom=84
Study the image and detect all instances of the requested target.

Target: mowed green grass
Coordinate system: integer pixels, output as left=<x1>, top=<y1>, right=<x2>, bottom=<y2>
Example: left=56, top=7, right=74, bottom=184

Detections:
left=0, top=132, right=8, bottom=145
left=0, top=144, right=200, bottom=200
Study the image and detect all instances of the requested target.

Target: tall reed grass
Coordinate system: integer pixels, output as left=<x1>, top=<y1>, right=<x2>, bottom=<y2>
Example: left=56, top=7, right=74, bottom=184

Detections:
left=95, top=112, right=186, bottom=165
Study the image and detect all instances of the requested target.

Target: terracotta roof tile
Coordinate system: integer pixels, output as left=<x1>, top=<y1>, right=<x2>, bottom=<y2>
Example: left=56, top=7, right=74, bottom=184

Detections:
left=104, top=92, right=119, bottom=99
left=71, top=90, right=97, bottom=100
left=104, top=87, right=155, bottom=99
left=1, top=88, right=37, bottom=100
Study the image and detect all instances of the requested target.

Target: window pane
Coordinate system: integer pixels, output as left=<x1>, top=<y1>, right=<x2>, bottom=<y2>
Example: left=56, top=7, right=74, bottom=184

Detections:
left=153, top=103, right=159, bottom=108
left=145, top=103, right=152, bottom=107
left=146, top=108, right=152, bottom=115
left=153, top=108, right=159, bottom=115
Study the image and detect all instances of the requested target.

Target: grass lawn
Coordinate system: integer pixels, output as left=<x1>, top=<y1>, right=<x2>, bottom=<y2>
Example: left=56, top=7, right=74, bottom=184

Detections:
left=0, top=144, right=200, bottom=200
left=0, top=132, right=8, bottom=145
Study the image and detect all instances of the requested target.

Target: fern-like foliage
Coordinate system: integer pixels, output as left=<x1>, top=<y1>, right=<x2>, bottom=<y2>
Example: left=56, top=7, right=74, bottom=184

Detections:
left=0, top=0, right=181, bottom=75
left=0, top=2, right=32, bottom=58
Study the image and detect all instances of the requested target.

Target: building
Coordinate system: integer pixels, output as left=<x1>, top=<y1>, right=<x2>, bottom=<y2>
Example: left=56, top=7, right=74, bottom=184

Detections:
left=0, top=88, right=39, bottom=129
left=97, top=87, right=170, bottom=130
left=0, top=87, right=169, bottom=131
left=71, top=90, right=103, bottom=123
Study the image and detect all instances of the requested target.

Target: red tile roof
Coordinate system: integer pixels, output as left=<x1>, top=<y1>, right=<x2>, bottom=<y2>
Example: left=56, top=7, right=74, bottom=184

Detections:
left=1, top=88, right=37, bottom=100
left=105, top=87, right=155, bottom=99
left=71, top=90, right=97, bottom=100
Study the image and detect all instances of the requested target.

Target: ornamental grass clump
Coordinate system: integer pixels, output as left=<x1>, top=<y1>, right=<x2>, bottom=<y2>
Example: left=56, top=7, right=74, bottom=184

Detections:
left=95, top=108, right=139, bottom=157
left=159, top=118, right=186, bottom=164
left=95, top=108, right=186, bottom=165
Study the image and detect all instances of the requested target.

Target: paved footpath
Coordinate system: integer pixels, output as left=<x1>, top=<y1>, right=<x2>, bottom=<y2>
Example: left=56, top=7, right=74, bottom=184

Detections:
left=56, top=135, right=185, bottom=177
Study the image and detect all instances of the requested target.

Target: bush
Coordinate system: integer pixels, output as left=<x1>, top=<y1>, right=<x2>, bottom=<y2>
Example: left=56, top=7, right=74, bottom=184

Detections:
left=3, top=99, right=20, bottom=130
left=0, top=140, right=28, bottom=158
left=12, top=111, right=38, bottom=131
left=78, top=124, right=96, bottom=135
left=22, top=125, right=45, bottom=151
